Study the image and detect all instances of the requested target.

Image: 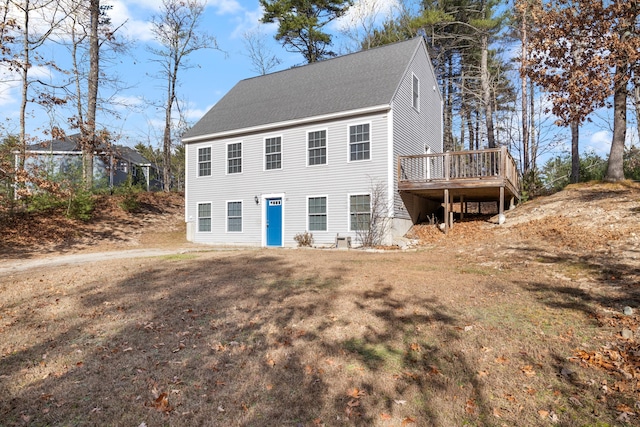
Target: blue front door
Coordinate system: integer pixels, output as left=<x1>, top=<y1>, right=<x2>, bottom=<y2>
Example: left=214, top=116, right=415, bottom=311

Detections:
left=266, top=198, right=283, bottom=246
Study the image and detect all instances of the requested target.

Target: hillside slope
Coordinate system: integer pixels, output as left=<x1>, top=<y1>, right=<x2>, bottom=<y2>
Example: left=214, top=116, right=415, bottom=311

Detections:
left=1, top=182, right=638, bottom=260
left=0, top=192, right=186, bottom=258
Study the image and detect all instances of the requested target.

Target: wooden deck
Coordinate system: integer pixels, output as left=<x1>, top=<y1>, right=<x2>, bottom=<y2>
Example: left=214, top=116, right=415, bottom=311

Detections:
left=397, top=147, right=521, bottom=231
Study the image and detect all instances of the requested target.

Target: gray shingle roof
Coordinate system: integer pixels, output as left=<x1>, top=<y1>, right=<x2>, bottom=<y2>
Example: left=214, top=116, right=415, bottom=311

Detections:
left=26, top=135, right=153, bottom=166
left=184, top=38, right=423, bottom=141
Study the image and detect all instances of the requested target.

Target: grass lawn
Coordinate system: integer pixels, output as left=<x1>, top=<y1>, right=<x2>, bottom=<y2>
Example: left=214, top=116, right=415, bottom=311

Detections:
left=1, top=243, right=638, bottom=426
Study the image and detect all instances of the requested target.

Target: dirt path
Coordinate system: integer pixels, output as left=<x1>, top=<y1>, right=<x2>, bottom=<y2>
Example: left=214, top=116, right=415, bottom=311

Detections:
left=0, top=248, right=193, bottom=276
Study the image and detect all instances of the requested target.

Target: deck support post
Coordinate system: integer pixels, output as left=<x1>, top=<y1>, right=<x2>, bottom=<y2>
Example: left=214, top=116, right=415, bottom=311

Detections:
left=499, top=186, right=505, bottom=224
left=460, top=195, right=465, bottom=220
left=443, top=189, right=449, bottom=234
left=449, top=191, right=454, bottom=230
left=509, top=196, right=515, bottom=210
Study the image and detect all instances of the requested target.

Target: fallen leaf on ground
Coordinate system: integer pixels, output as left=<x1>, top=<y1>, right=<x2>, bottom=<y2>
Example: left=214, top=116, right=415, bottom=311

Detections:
left=521, top=365, right=536, bottom=377
left=465, top=398, right=476, bottom=414
left=150, top=392, right=172, bottom=413
left=380, top=412, right=392, bottom=420
left=347, top=387, right=366, bottom=398
left=401, top=417, right=416, bottom=425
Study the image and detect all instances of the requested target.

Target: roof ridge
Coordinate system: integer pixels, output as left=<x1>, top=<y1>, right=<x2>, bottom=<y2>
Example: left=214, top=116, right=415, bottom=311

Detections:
left=239, top=37, right=423, bottom=83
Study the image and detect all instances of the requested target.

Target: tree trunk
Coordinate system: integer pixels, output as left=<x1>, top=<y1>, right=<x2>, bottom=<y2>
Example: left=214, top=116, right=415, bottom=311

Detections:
left=18, top=0, right=30, bottom=171
left=520, top=9, right=529, bottom=174
left=162, top=98, right=172, bottom=192
left=570, top=119, right=579, bottom=183
left=443, top=53, right=454, bottom=151
left=635, top=84, right=640, bottom=153
left=530, top=79, right=537, bottom=171
left=162, top=54, right=179, bottom=192
left=84, top=0, right=100, bottom=190
left=481, top=33, right=496, bottom=148
left=605, top=64, right=628, bottom=182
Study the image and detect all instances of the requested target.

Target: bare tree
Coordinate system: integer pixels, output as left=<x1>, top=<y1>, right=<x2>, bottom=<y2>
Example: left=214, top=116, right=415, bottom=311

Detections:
left=61, top=0, right=124, bottom=189
left=242, top=29, right=281, bottom=75
left=354, top=180, right=391, bottom=247
left=7, top=0, right=68, bottom=170
left=149, top=0, right=218, bottom=192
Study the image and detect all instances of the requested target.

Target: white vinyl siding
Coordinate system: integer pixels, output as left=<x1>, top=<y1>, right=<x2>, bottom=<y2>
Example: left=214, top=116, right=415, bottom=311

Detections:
left=308, top=130, right=327, bottom=165
left=198, top=147, right=211, bottom=177
left=185, top=111, right=389, bottom=247
left=349, top=194, right=370, bottom=231
left=227, top=201, right=242, bottom=232
left=197, top=202, right=212, bottom=232
left=308, top=196, right=327, bottom=231
left=392, top=43, right=443, bottom=219
left=227, top=142, right=242, bottom=174
left=349, top=123, right=370, bottom=161
left=265, top=136, right=282, bottom=170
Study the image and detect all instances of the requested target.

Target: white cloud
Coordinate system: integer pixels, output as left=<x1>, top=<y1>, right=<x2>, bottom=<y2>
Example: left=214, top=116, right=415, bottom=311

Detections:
left=112, top=95, right=145, bottom=109
left=586, top=130, right=611, bottom=156
left=334, top=0, right=399, bottom=32
left=229, top=6, right=274, bottom=39
left=208, top=0, right=243, bottom=15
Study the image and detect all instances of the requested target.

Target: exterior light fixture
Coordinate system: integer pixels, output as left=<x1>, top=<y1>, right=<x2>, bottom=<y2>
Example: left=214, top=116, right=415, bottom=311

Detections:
left=254, top=195, right=259, bottom=205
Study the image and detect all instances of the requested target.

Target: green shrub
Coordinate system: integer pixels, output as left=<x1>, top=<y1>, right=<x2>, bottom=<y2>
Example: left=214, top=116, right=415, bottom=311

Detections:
left=66, top=191, right=94, bottom=221
left=27, top=192, right=65, bottom=212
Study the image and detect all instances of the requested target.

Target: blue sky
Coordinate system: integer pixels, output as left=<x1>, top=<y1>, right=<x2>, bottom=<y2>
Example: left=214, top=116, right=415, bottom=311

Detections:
left=0, top=0, right=635, bottom=163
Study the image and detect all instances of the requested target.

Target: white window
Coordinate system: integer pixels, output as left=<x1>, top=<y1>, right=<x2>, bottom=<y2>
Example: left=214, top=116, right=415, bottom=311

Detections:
left=308, top=196, right=327, bottom=231
left=349, top=124, right=370, bottom=161
left=265, top=137, right=282, bottom=170
left=227, top=201, right=242, bottom=232
left=308, top=130, right=326, bottom=166
left=227, top=142, right=242, bottom=174
left=349, top=194, right=370, bottom=231
left=198, top=147, right=211, bottom=177
left=197, top=203, right=211, bottom=232
left=412, top=73, right=420, bottom=111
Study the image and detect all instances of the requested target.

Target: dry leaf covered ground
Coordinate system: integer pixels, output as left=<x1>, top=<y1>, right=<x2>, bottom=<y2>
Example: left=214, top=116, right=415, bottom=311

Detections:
left=1, top=183, right=639, bottom=426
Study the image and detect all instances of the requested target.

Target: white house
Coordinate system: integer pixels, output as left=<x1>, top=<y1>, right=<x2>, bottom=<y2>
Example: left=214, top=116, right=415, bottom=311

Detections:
left=183, top=37, right=443, bottom=247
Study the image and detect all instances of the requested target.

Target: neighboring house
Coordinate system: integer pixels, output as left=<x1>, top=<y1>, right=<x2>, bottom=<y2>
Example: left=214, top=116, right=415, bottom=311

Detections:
left=21, top=135, right=161, bottom=191
left=183, top=37, right=443, bottom=247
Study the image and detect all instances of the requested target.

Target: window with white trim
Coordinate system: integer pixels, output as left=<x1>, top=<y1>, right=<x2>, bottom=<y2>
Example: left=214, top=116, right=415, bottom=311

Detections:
left=308, top=197, right=327, bottom=231
left=198, top=147, right=211, bottom=177
left=349, top=124, right=370, bottom=161
left=349, top=194, right=370, bottom=231
left=265, top=137, right=282, bottom=170
left=197, top=203, right=211, bottom=232
left=308, top=130, right=326, bottom=165
left=412, top=74, right=419, bottom=110
left=227, top=201, right=242, bottom=232
left=227, top=142, right=242, bottom=174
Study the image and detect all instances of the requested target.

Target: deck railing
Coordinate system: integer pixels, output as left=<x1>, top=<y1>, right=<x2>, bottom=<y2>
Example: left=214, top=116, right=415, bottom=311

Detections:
left=398, top=146, right=520, bottom=190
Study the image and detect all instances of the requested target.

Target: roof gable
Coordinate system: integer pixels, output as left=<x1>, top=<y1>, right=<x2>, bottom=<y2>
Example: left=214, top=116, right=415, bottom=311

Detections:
left=184, top=38, right=425, bottom=141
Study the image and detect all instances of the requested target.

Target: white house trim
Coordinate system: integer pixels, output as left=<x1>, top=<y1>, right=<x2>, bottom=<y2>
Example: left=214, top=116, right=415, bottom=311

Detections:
left=346, top=120, right=373, bottom=163
left=263, top=135, right=284, bottom=172
left=306, top=194, right=329, bottom=232
left=387, top=109, right=395, bottom=216
left=305, top=127, right=329, bottom=168
left=225, top=141, right=243, bottom=176
left=225, top=199, right=244, bottom=233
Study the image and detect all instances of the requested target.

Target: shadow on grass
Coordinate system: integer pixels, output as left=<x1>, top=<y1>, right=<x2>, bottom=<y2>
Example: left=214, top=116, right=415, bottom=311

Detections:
left=0, top=251, right=492, bottom=426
